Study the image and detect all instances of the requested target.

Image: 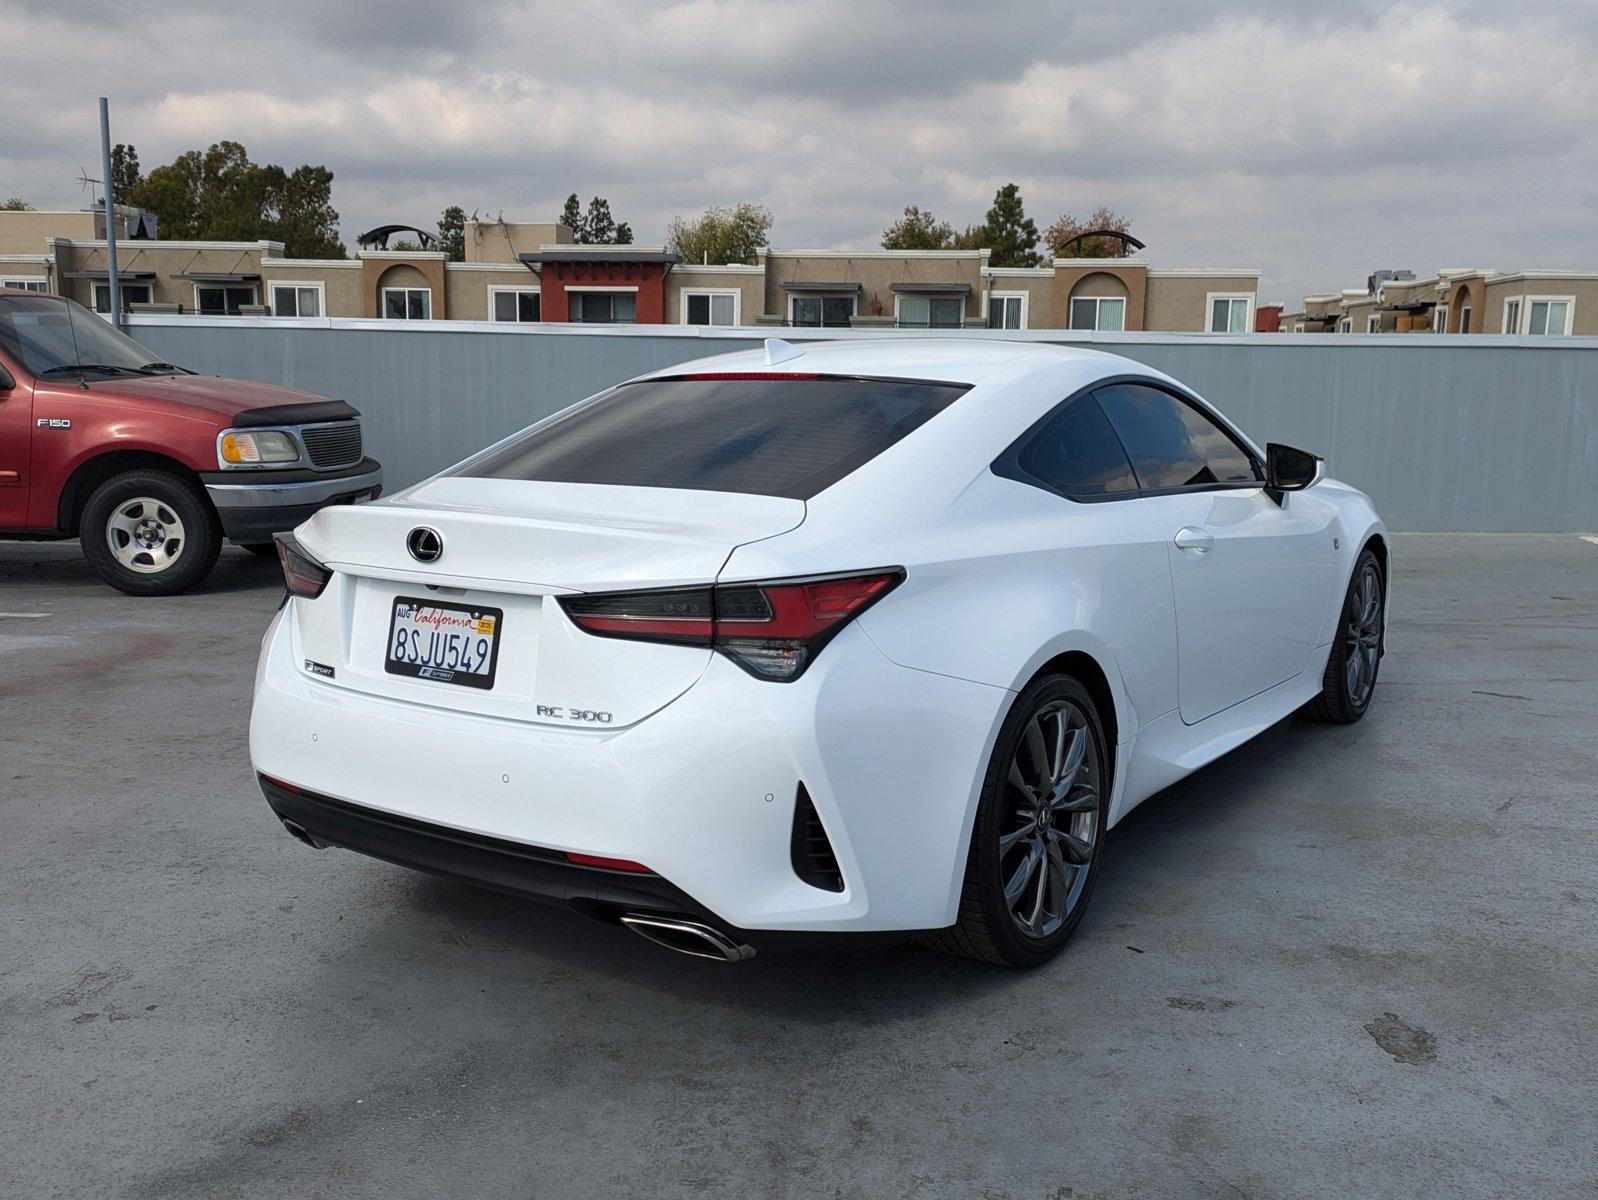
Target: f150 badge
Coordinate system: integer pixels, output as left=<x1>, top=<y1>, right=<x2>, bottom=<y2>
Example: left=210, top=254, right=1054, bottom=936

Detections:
left=36, top=418, right=71, bottom=429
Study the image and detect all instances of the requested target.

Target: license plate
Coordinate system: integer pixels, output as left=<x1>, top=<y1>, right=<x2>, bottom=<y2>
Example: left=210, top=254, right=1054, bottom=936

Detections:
left=384, top=597, right=503, bottom=690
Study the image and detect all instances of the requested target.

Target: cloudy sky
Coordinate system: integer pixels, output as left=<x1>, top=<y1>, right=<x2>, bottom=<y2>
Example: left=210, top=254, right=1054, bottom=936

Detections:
left=3, top=0, right=1595, bottom=302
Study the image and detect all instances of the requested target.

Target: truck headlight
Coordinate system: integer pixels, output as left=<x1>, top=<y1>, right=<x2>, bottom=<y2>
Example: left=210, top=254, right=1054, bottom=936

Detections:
left=219, top=430, right=301, bottom=467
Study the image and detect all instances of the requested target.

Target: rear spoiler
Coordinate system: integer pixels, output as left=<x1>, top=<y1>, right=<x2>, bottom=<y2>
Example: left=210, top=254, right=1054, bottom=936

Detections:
left=231, top=399, right=360, bottom=427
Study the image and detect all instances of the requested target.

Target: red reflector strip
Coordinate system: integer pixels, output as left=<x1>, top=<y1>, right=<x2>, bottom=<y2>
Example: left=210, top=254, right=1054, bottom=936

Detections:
left=564, top=852, right=656, bottom=874
left=676, top=372, right=820, bottom=381
left=261, top=774, right=301, bottom=794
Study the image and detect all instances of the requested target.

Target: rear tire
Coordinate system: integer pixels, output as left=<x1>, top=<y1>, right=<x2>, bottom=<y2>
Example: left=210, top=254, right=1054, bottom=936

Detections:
left=1303, top=548, right=1384, bottom=723
left=79, top=469, right=222, bottom=596
left=924, top=674, right=1109, bottom=967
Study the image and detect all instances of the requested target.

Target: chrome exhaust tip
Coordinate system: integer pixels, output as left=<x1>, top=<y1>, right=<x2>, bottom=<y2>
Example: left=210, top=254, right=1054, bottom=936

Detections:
left=620, top=914, right=756, bottom=963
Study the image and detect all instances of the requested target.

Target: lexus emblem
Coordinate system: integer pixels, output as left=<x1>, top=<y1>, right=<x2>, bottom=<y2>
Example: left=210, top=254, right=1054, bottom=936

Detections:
left=406, top=527, right=443, bottom=563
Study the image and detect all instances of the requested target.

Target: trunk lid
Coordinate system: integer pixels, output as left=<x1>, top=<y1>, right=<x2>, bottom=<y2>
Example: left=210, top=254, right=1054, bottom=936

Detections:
left=288, top=479, right=805, bottom=728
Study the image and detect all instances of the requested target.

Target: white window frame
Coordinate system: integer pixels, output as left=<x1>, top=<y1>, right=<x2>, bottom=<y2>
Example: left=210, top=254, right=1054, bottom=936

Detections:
left=566, top=285, right=639, bottom=324
left=267, top=281, right=325, bottom=318
left=1367, top=316, right=1381, bottom=333
left=987, top=291, right=1028, bottom=330
left=93, top=281, right=153, bottom=313
left=488, top=286, right=542, bottom=323
left=1292, top=322, right=1305, bottom=333
left=1206, top=292, right=1254, bottom=334
left=1458, top=304, right=1472, bottom=335
left=1068, top=295, right=1126, bottom=332
left=1431, top=305, right=1448, bottom=333
left=1501, top=298, right=1521, bottom=335
left=678, top=287, right=740, bottom=327
left=1, top=277, right=50, bottom=293
left=1523, top=295, right=1575, bottom=337
left=787, top=293, right=858, bottom=327
left=381, top=287, right=432, bottom=320
left=892, top=293, right=966, bottom=329
left=193, top=282, right=259, bottom=316
left=1339, top=318, right=1352, bottom=333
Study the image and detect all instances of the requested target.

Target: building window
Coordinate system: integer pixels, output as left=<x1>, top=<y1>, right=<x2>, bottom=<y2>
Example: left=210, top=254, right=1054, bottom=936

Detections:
left=270, top=283, right=323, bottom=318
left=1293, top=322, right=1305, bottom=333
left=1208, top=294, right=1252, bottom=333
left=1525, top=298, right=1573, bottom=337
left=1459, top=305, right=1472, bottom=334
left=491, top=288, right=541, bottom=323
left=789, top=295, right=856, bottom=327
left=681, top=289, right=738, bottom=326
left=1339, top=318, right=1352, bottom=333
left=1501, top=299, right=1520, bottom=334
left=1430, top=306, right=1446, bottom=333
left=896, top=295, right=964, bottom=329
left=2, top=278, right=50, bottom=293
left=92, top=282, right=153, bottom=313
left=382, top=287, right=432, bottom=319
left=196, top=284, right=258, bottom=315
left=1367, top=316, right=1381, bottom=333
left=569, top=290, right=636, bottom=323
left=1069, top=296, right=1125, bottom=331
left=987, top=293, right=1026, bottom=329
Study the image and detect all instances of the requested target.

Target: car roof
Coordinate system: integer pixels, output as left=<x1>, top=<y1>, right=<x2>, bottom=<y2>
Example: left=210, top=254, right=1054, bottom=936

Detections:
left=634, top=337, right=1134, bottom=387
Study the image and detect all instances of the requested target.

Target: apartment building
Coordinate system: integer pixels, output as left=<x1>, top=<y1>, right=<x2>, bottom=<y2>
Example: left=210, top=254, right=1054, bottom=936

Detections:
left=1, top=208, right=1260, bottom=333
left=1282, top=267, right=1597, bottom=335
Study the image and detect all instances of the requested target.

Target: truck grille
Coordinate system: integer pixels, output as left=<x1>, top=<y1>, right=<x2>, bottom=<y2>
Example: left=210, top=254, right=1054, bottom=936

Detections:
left=299, top=421, right=363, bottom=469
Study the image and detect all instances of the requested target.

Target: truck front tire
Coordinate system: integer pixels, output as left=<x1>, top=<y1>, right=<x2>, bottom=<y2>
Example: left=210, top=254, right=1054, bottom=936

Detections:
left=80, top=469, right=222, bottom=596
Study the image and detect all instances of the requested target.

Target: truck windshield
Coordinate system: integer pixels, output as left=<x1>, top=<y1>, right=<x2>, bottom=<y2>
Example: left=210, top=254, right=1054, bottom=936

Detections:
left=0, top=295, right=173, bottom=377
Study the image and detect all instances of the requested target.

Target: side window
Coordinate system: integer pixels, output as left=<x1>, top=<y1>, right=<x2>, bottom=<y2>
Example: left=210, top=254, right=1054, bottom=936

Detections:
left=997, top=393, right=1139, bottom=500
left=1093, top=383, right=1257, bottom=491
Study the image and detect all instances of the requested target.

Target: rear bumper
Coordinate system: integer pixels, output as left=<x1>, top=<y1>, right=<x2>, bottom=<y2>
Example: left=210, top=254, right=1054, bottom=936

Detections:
left=204, top=459, right=383, bottom=543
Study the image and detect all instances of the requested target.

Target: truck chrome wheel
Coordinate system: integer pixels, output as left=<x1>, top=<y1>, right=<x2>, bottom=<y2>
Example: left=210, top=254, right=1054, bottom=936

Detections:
left=107, top=496, right=187, bottom=574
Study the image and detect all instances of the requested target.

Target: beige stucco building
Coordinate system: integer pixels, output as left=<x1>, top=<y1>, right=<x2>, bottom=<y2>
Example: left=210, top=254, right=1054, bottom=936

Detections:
left=2, top=207, right=1261, bottom=332
left=1283, top=267, right=1598, bottom=336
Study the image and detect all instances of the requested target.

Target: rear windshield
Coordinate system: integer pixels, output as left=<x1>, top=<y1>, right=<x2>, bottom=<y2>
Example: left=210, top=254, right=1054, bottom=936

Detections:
left=454, top=375, right=969, bottom=500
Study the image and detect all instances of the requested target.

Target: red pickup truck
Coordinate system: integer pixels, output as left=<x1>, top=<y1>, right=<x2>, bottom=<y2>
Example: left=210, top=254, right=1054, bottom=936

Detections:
left=0, top=287, right=382, bottom=594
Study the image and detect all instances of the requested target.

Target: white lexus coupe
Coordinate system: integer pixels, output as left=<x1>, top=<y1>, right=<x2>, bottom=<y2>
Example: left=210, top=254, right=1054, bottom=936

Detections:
left=251, top=340, right=1387, bottom=966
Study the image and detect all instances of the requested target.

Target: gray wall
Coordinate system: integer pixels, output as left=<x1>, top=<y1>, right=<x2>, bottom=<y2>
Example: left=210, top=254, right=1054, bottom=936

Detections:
left=125, top=318, right=1598, bottom=532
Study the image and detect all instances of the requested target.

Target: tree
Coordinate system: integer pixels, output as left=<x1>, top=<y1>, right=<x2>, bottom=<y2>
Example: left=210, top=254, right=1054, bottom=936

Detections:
left=110, top=144, right=141, bottom=198
left=561, top=193, right=635, bottom=244
left=1045, top=205, right=1135, bottom=259
left=979, top=183, right=1041, bottom=267
left=125, top=141, right=345, bottom=258
left=436, top=205, right=465, bottom=261
left=881, top=204, right=954, bottom=250
left=665, top=203, right=773, bottom=265
left=0, top=198, right=32, bottom=211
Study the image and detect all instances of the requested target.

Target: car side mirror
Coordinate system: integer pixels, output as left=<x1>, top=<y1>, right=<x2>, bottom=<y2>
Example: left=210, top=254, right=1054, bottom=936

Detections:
left=0, top=365, right=14, bottom=391
left=1265, top=442, right=1322, bottom=501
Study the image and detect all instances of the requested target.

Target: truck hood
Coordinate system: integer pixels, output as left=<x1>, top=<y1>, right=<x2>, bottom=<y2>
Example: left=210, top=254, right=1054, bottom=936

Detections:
left=82, top=374, right=339, bottom=425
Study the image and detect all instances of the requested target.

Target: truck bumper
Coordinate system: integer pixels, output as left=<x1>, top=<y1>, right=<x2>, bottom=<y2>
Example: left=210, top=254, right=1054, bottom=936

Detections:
left=204, top=460, right=383, bottom=544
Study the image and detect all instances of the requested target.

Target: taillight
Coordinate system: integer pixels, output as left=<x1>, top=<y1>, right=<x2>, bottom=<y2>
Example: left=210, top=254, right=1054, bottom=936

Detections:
left=559, top=569, right=903, bottom=681
left=274, top=532, right=331, bottom=599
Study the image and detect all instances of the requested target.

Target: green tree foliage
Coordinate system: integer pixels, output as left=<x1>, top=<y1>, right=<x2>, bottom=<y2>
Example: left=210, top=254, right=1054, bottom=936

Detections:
left=123, top=141, right=345, bottom=258
left=881, top=204, right=954, bottom=250
left=1045, top=205, right=1135, bottom=258
left=561, top=193, right=635, bottom=244
left=109, top=144, right=141, bottom=198
left=0, top=198, right=33, bottom=211
left=978, top=183, right=1041, bottom=267
left=436, top=206, right=466, bottom=261
left=665, top=203, right=773, bottom=265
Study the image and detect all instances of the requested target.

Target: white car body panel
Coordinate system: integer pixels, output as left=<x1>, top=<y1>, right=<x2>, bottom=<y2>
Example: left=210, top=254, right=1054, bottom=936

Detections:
left=250, top=340, right=1388, bottom=936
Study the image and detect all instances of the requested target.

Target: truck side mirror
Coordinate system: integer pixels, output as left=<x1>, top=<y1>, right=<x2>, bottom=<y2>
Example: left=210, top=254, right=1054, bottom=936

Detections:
left=0, top=365, right=15, bottom=391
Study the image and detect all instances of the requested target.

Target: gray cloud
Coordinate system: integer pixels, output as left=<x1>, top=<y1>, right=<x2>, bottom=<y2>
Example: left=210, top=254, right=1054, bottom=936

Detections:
left=1, top=0, right=1593, bottom=302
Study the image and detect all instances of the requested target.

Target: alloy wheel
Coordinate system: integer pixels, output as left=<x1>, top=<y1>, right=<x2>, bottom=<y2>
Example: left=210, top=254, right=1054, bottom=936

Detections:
left=107, top=496, right=186, bottom=574
left=1344, top=562, right=1383, bottom=707
left=1000, top=700, right=1100, bottom=939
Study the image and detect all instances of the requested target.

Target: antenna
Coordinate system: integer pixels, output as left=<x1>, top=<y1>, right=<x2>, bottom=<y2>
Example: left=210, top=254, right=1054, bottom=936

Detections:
left=76, top=167, right=103, bottom=208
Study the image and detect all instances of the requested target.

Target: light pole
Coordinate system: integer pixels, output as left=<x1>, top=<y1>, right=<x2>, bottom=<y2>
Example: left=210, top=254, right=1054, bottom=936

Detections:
left=98, top=96, right=120, bottom=328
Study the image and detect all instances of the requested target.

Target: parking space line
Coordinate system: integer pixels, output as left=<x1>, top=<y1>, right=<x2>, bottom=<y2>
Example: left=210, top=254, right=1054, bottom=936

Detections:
left=0, top=612, right=51, bottom=619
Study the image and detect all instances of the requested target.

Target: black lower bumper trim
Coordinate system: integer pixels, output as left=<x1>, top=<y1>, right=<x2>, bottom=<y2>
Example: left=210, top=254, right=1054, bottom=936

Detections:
left=258, top=776, right=928, bottom=955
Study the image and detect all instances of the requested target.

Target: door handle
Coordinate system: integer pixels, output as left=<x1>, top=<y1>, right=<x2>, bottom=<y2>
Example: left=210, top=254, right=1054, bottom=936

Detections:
left=1173, top=527, right=1215, bottom=555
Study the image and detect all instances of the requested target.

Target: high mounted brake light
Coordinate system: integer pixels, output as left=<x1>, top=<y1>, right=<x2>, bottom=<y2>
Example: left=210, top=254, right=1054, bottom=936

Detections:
left=274, top=532, right=331, bottom=599
left=675, top=371, right=821, bottom=381
left=559, top=569, right=904, bottom=681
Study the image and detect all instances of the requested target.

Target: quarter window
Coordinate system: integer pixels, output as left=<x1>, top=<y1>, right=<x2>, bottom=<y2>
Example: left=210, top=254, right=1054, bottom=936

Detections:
left=382, top=287, right=432, bottom=320
left=491, top=289, right=541, bottom=322
left=1004, top=393, right=1139, bottom=499
left=1069, top=296, right=1125, bottom=331
left=1093, top=383, right=1257, bottom=491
